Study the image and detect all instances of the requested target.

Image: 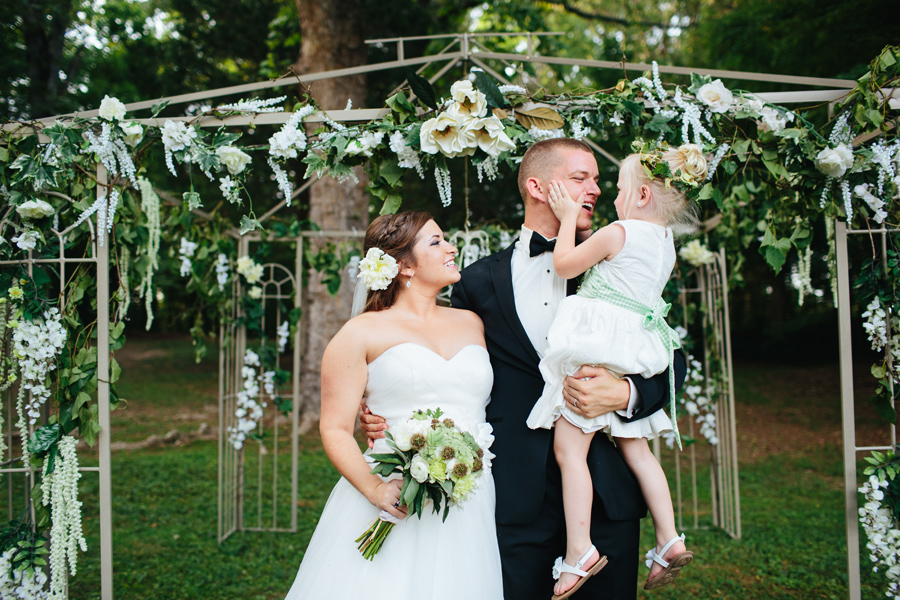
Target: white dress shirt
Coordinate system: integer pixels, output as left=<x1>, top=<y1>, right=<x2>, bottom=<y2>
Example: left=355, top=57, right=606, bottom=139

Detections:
left=511, top=225, right=640, bottom=417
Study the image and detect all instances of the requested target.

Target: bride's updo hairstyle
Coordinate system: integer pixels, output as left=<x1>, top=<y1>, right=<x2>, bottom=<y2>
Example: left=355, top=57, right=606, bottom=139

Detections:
left=362, top=210, right=434, bottom=313
left=620, top=143, right=706, bottom=228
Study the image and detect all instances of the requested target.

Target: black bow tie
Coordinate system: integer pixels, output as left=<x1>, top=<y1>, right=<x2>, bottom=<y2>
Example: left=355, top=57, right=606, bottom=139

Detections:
left=529, top=234, right=556, bottom=257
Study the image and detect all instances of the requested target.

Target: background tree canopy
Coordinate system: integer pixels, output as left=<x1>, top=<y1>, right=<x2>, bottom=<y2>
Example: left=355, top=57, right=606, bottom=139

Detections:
left=2, top=0, right=898, bottom=357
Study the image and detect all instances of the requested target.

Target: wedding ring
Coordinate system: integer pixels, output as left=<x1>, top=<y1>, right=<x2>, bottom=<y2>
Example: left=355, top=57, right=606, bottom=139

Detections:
left=393, top=501, right=400, bottom=508
left=573, top=398, right=578, bottom=408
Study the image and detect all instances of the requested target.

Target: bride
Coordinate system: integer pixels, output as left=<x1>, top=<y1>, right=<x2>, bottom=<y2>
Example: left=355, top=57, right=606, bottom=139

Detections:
left=284, top=211, right=504, bottom=599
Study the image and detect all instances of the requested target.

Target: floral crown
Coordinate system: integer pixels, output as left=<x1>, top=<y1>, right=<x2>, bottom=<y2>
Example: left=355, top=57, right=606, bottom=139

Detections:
left=631, top=139, right=707, bottom=198
left=357, top=247, right=399, bottom=291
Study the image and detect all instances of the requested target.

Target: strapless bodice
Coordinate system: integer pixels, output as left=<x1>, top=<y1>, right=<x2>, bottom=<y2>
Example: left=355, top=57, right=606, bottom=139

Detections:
left=365, top=343, right=493, bottom=429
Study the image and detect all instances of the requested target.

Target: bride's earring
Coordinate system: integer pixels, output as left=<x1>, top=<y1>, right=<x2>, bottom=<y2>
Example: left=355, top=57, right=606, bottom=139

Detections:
left=637, top=202, right=644, bottom=208
left=406, top=273, right=413, bottom=288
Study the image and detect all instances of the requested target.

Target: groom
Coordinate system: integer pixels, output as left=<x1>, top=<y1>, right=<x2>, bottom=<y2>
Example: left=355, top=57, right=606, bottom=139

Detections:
left=363, top=138, right=686, bottom=599
left=450, top=138, right=686, bottom=600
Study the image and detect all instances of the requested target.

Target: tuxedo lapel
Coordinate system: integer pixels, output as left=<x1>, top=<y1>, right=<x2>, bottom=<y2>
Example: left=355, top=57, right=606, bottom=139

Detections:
left=490, top=244, right=541, bottom=368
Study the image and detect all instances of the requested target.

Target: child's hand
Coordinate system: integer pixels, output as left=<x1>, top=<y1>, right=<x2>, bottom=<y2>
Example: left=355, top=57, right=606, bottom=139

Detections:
left=548, top=181, right=581, bottom=222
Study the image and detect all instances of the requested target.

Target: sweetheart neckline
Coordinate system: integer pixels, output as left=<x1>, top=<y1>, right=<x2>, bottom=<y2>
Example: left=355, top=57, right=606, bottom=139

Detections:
left=368, top=342, right=487, bottom=366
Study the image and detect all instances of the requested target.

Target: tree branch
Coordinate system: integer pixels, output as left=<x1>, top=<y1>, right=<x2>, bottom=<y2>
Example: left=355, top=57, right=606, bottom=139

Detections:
left=540, top=0, right=688, bottom=30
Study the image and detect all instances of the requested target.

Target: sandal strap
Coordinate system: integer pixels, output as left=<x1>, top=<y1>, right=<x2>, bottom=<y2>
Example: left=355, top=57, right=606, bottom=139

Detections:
left=644, top=533, right=685, bottom=569
left=552, top=545, right=597, bottom=580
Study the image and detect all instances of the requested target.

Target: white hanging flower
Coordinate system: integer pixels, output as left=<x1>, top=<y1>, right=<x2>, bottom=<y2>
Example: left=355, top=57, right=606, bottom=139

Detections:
left=357, top=247, right=399, bottom=291
left=216, top=145, right=252, bottom=175
left=498, top=84, right=527, bottom=95
left=815, top=143, right=855, bottom=178
left=679, top=240, right=716, bottom=267
left=527, top=126, right=565, bottom=141
left=12, top=308, right=67, bottom=433
left=11, top=229, right=40, bottom=251
left=227, top=349, right=268, bottom=450
left=16, top=199, right=55, bottom=220
left=855, top=183, right=888, bottom=223
left=98, top=95, right=127, bottom=121
left=277, top=321, right=290, bottom=353
left=160, top=120, right=197, bottom=153
left=178, top=238, right=198, bottom=277
left=42, top=436, right=87, bottom=597
left=389, top=131, right=425, bottom=178
left=215, top=253, right=230, bottom=291
left=268, top=105, right=315, bottom=159
left=120, top=122, right=144, bottom=147
left=696, top=80, right=733, bottom=113
left=449, top=80, right=488, bottom=118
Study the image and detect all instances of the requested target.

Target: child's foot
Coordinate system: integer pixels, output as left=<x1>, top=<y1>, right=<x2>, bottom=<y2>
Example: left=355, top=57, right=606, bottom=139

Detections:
left=644, top=533, right=693, bottom=590
left=551, top=545, right=607, bottom=600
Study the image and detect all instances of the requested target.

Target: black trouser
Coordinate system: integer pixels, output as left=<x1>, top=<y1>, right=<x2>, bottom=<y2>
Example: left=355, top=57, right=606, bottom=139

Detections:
left=496, top=459, right=641, bottom=600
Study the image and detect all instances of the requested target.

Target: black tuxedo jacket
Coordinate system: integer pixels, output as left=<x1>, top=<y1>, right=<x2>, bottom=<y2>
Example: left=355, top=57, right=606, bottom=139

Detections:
left=451, top=242, right=687, bottom=526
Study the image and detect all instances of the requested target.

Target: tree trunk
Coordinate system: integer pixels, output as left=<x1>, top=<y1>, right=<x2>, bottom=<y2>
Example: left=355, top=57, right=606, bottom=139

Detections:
left=294, top=0, right=369, bottom=433
left=21, top=0, right=72, bottom=118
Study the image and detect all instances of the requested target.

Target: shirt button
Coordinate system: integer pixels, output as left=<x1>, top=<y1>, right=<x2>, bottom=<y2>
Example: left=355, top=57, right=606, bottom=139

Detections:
left=546, top=269, right=550, bottom=273
left=544, top=302, right=548, bottom=306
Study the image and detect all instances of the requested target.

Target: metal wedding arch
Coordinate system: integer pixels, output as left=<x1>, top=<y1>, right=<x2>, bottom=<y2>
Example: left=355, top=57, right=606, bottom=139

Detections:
left=3, top=32, right=871, bottom=599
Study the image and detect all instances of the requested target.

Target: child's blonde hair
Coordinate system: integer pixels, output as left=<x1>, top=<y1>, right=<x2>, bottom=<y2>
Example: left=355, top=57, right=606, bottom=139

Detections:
left=619, top=144, right=706, bottom=228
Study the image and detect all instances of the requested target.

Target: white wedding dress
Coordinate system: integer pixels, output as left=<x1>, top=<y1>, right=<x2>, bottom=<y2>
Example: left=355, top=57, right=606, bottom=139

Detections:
left=284, top=343, right=503, bottom=600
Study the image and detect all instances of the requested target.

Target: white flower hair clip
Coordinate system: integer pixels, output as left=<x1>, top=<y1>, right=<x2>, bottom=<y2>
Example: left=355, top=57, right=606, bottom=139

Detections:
left=357, top=247, right=399, bottom=291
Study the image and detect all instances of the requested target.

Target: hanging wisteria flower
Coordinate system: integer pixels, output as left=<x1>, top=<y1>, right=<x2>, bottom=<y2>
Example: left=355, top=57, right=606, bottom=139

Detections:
left=862, top=297, right=889, bottom=352
left=178, top=237, right=198, bottom=277
left=527, top=126, right=565, bottom=142
left=11, top=229, right=40, bottom=251
left=120, top=122, right=144, bottom=147
left=663, top=354, right=718, bottom=449
left=858, top=469, right=900, bottom=599
left=679, top=240, right=716, bottom=267
left=236, top=256, right=264, bottom=284
left=227, top=349, right=267, bottom=450
left=215, top=253, right=230, bottom=291
left=696, top=80, right=733, bottom=113
left=41, top=435, right=87, bottom=597
left=216, top=145, right=252, bottom=175
left=277, top=321, right=290, bottom=353
left=357, top=247, right=399, bottom=291
left=98, top=95, right=127, bottom=121
left=16, top=199, right=55, bottom=220
left=12, top=308, right=67, bottom=426
left=855, top=183, right=888, bottom=223
left=219, top=175, right=241, bottom=203
left=217, top=95, right=286, bottom=114
left=815, top=143, right=855, bottom=178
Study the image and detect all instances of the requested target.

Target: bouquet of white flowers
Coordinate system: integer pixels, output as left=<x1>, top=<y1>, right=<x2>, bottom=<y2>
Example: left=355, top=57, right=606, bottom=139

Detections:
left=355, top=407, right=493, bottom=560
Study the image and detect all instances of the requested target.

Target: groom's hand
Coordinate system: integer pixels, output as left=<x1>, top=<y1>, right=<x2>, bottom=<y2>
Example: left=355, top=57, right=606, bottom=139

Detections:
left=563, top=366, right=630, bottom=419
left=359, top=400, right=388, bottom=449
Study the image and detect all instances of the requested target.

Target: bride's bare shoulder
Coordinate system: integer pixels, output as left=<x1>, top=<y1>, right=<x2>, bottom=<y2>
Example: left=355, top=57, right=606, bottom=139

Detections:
left=441, top=305, right=484, bottom=334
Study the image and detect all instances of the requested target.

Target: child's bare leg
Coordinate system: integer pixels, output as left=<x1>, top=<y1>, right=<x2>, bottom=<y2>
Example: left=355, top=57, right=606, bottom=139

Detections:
left=616, top=437, right=687, bottom=581
left=553, top=417, right=601, bottom=595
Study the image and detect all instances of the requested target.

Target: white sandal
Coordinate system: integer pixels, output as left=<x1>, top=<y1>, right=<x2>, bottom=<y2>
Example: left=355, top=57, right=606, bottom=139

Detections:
left=550, top=544, right=608, bottom=600
left=643, top=533, right=694, bottom=590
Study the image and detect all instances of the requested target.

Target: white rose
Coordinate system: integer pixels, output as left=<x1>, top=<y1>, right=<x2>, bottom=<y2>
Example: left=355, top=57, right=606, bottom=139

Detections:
left=248, top=286, right=262, bottom=299
left=696, top=80, right=733, bottom=114
left=98, top=95, right=127, bottom=121
left=390, top=421, right=415, bottom=451
left=815, top=143, right=854, bottom=178
left=15, top=199, right=55, bottom=220
left=419, top=111, right=472, bottom=158
left=450, top=80, right=488, bottom=118
left=461, top=116, right=516, bottom=157
left=410, top=455, right=430, bottom=483
left=676, top=144, right=708, bottom=183
left=121, top=122, right=144, bottom=147
left=679, top=240, right=715, bottom=267
left=216, top=145, right=252, bottom=175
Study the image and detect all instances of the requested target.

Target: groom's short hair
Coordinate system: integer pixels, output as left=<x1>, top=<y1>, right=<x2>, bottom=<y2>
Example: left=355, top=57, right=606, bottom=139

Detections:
left=517, top=138, right=594, bottom=201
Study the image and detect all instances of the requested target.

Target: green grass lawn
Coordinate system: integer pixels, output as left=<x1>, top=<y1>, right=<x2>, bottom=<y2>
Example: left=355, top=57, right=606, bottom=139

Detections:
left=59, top=335, right=891, bottom=599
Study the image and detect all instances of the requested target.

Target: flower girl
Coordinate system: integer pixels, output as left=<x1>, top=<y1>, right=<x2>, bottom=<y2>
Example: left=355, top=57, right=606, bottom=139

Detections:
left=526, top=143, right=705, bottom=598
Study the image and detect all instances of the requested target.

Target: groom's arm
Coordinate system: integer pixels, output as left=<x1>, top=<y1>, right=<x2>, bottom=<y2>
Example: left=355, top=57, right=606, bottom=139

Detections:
left=563, top=348, right=687, bottom=421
